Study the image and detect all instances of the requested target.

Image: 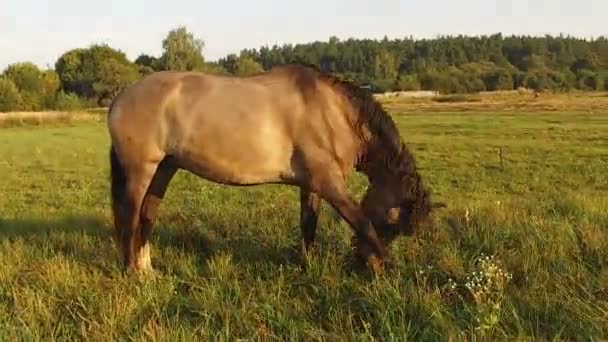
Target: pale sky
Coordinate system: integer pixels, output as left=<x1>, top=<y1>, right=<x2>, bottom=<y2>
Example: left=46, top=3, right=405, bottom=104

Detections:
left=0, top=0, right=606, bottom=71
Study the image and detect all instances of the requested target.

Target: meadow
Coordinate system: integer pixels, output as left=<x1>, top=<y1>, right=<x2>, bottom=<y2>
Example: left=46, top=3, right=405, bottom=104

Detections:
left=0, top=91, right=607, bottom=340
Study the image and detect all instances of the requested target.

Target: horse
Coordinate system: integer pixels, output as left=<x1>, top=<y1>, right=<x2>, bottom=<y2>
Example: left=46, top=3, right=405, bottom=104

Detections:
left=107, top=64, right=435, bottom=274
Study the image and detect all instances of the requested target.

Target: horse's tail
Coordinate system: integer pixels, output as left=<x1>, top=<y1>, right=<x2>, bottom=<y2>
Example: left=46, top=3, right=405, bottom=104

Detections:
left=107, top=88, right=127, bottom=208
left=110, top=145, right=127, bottom=209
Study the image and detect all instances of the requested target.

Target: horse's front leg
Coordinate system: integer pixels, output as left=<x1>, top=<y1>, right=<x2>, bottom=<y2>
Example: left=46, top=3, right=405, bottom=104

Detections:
left=299, top=188, right=320, bottom=255
left=309, top=167, right=389, bottom=271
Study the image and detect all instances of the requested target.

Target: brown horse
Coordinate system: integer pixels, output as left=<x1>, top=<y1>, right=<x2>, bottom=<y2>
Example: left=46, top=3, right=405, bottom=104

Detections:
left=107, top=64, right=435, bottom=273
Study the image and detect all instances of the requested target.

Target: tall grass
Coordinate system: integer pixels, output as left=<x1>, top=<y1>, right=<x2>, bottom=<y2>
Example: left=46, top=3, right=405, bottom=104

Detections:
left=0, top=106, right=606, bottom=339
left=0, top=110, right=103, bottom=128
left=380, top=90, right=608, bottom=113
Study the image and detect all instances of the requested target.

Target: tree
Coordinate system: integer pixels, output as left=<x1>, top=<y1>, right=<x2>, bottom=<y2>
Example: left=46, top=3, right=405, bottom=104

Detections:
left=134, top=54, right=159, bottom=69
left=55, top=44, right=139, bottom=103
left=54, top=48, right=89, bottom=96
left=0, top=77, right=23, bottom=112
left=218, top=54, right=239, bottom=74
left=134, top=54, right=160, bottom=76
left=395, top=74, right=421, bottom=91
left=199, top=62, right=230, bottom=75
left=3, top=62, right=44, bottom=93
left=373, top=50, right=398, bottom=80
left=483, top=68, right=514, bottom=91
left=571, top=51, right=600, bottom=72
left=576, top=69, right=603, bottom=90
left=3, top=33, right=607, bottom=109
left=51, top=91, right=86, bottom=110
left=2, top=62, right=59, bottom=110
left=94, top=59, right=139, bottom=102
left=228, top=34, right=608, bottom=93
left=234, top=56, right=264, bottom=76
left=157, top=26, right=205, bottom=71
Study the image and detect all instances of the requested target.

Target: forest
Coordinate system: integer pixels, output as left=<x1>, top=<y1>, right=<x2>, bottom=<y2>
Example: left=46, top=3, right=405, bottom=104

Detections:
left=1, top=27, right=607, bottom=112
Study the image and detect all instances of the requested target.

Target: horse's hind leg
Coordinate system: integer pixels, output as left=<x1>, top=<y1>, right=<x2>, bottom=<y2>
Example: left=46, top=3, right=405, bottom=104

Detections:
left=110, top=149, right=160, bottom=273
left=299, top=189, right=320, bottom=254
left=137, top=158, right=178, bottom=271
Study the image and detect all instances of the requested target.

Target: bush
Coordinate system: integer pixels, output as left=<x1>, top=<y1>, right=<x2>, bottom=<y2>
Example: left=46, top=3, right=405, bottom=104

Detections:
left=50, top=91, right=86, bottom=111
left=395, top=74, right=421, bottom=91
left=577, top=70, right=604, bottom=91
left=137, top=65, right=155, bottom=77
left=2, top=62, right=60, bottom=111
left=462, top=76, right=486, bottom=93
left=483, top=69, right=514, bottom=91
left=523, top=72, right=555, bottom=91
left=420, top=71, right=461, bottom=94
left=0, top=77, right=24, bottom=112
left=548, top=70, right=576, bottom=91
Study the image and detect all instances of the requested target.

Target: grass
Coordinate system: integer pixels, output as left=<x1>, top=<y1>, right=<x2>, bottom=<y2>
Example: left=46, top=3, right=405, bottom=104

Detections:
left=1, top=98, right=607, bottom=340
left=0, top=110, right=104, bottom=128
left=380, top=89, right=608, bottom=113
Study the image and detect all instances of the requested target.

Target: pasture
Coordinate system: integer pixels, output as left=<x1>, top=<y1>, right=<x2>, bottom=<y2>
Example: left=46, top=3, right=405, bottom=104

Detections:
left=1, top=92, right=607, bottom=340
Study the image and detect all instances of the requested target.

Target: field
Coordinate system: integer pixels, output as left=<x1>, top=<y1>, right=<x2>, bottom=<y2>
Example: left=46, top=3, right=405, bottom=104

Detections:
left=1, top=92, right=607, bottom=340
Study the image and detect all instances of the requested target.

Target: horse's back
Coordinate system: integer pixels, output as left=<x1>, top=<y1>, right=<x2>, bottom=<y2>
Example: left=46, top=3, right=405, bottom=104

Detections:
left=107, top=67, right=360, bottom=186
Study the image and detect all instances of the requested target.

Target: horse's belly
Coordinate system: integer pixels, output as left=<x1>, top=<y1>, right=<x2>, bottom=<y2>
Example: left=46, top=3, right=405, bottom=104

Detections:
left=173, top=137, right=296, bottom=186
left=178, top=154, right=295, bottom=186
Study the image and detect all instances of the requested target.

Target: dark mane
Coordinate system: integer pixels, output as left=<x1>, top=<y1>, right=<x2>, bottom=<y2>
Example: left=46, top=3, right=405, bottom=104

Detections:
left=296, top=65, right=411, bottom=173
left=291, top=64, right=433, bottom=233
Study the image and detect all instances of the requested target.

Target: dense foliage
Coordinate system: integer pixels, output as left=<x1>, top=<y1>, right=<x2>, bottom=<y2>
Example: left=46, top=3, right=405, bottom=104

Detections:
left=1, top=28, right=607, bottom=112
left=226, top=34, right=608, bottom=93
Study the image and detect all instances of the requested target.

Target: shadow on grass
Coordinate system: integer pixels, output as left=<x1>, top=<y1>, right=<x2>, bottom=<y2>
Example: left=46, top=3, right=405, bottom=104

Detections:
left=0, top=214, right=367, bottom=277
left=0, top=215, right=108, bottom=239
left=0, top=215, right=121, bottom=275
left=152, top=220, right=304, bottom=270
left=151, top=215, right=370, bottom=277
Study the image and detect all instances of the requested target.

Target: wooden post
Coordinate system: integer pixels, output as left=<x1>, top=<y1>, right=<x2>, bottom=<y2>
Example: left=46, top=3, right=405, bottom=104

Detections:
left=499, top=147, right=504, bottom=170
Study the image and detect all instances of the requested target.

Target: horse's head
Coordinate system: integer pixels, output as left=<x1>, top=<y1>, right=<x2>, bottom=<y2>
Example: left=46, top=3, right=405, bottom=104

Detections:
left=357, top=140, right=447, bottom=252
left=360, top=173, right=434, bottom=248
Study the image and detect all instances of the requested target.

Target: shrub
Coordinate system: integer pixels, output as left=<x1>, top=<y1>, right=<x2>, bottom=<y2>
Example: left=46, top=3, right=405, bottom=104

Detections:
left=395, top=74, right=421, bottom=91
left=2, top=62, right=60, bottom=111
left=0, top=77, right=24, bottom=112
left=576, top=69, right=602, bottom=90
left=523, top=72, right=555, bottom=91
left=370, top=78, right=396, bottom=93
left=50, top=91, right=86, bottom=111
left=483, top=69, right=514, bottom=91
left=462, top=76, right=486, bottom=93
left=420, top=71, right=463, bottom=94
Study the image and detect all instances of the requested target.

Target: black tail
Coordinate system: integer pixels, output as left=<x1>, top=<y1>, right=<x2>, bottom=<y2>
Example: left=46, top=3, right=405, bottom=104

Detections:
left=110, top=145, right=127, bottom=207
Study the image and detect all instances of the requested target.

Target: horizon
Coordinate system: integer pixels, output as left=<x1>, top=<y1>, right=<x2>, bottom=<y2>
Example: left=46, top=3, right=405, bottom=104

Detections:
left=1, top=0, right=606, bottom=71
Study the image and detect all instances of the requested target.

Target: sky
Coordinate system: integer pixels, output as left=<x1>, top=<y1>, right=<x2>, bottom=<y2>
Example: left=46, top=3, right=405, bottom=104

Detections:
left=0, top=0, right=606, bottom=70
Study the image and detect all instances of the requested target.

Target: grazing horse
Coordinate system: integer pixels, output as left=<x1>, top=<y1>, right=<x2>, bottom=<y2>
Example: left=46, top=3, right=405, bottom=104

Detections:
left=107, top=64, right=434, bottom=273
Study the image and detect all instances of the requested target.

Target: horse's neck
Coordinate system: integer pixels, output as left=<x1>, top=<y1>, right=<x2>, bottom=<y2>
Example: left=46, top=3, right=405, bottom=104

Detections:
left=355, top=133, right=402, bottom=184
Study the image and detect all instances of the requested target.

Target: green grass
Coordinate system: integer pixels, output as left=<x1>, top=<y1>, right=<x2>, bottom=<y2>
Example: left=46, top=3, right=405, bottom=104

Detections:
left=1, top=111, right=607, bottom=340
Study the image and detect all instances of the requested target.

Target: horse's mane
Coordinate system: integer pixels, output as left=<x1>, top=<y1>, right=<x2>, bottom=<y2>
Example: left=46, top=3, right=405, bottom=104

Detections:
left=282, top=63, right=432, bottom=232
left=289, top=64, right=408, bottom=174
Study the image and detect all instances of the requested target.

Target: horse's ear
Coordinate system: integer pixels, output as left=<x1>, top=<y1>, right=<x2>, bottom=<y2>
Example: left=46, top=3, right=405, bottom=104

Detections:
left=386, top=207, right=401, bottom=224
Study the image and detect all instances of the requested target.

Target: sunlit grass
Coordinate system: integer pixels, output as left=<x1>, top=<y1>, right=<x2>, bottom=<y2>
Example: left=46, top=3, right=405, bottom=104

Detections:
left=0, top=104, right=607, bottom=339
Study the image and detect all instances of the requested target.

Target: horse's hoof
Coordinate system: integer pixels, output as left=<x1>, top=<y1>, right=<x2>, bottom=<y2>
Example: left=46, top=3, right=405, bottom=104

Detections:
left=366, top=255, right=386, bottom=275
left=123, top=263, right=156, bottom=277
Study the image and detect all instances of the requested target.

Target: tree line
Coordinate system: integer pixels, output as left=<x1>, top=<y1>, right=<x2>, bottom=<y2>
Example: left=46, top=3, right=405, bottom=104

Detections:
left=1, top=26, right=607, bottom=112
